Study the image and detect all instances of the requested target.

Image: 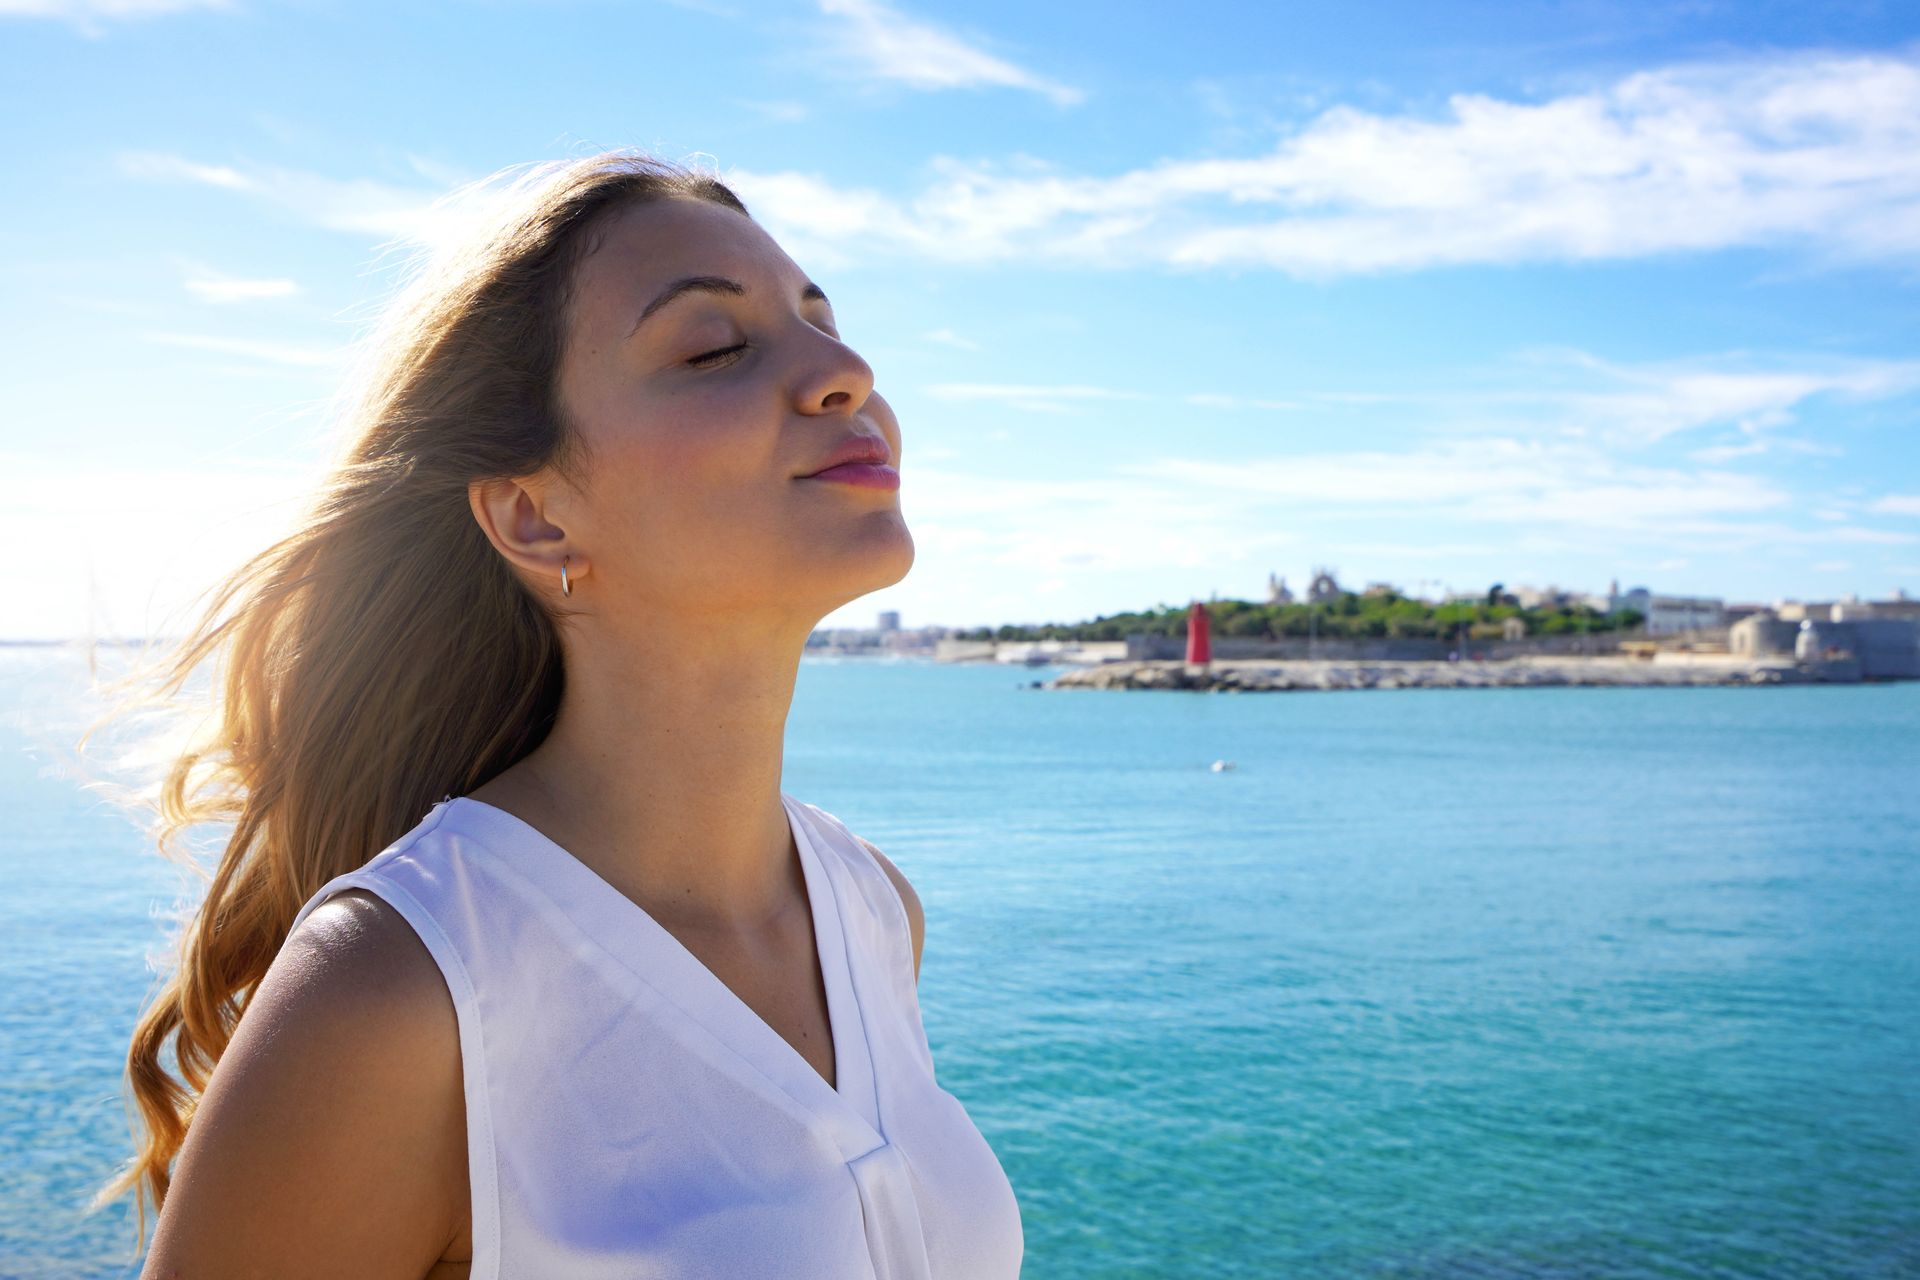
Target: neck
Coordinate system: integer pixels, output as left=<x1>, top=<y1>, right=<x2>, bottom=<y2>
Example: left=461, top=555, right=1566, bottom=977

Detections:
left=475, top=612, right=812, bottom=934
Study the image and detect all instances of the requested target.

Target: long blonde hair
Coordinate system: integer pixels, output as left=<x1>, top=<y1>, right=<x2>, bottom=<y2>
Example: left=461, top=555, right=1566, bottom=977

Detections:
left=81, top=150, right=750, bottom=1254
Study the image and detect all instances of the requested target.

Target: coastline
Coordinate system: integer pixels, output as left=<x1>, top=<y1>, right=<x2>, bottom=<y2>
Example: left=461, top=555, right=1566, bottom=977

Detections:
left=1046, top=654, right=1879, bottom=692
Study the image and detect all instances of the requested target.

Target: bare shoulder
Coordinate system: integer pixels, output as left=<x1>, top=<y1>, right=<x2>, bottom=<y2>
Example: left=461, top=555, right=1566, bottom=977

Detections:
left=141, top=887, right=468, bottom=1279
left=854, top=835, right=925, bottom=983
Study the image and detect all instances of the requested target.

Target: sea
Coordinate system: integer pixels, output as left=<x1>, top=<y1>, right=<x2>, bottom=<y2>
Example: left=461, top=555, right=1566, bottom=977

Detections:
left=4, top=644, right=1917, bottom=1279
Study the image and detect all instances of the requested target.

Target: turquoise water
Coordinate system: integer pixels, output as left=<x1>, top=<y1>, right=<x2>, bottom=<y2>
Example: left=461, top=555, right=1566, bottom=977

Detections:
left=4, top=646, right=1917, bottom=1278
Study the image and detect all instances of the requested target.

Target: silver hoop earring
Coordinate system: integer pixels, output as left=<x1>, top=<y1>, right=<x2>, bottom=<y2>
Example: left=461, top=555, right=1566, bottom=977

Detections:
left=561, top=556, right=573, bottom=598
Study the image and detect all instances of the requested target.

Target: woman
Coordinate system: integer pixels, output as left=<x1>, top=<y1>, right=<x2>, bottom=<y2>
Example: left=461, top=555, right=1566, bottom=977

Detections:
left=93, top=151, right=1024, bottom=1279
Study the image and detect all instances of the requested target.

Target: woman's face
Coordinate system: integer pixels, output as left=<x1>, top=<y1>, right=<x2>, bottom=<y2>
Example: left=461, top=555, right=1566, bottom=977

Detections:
left=545, top=194, right=912, bottom=627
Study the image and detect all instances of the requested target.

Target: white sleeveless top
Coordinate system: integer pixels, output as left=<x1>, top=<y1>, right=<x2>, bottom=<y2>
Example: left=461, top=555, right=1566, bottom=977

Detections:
left=285, top=792, right=1023, bottom=1280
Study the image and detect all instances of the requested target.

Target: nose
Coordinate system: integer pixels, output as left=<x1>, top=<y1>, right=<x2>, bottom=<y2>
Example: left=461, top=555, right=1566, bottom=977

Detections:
left=793, top=329, right=875, bottom=416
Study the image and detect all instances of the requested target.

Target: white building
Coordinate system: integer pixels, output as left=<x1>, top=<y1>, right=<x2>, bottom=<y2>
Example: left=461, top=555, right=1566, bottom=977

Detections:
left=1611, top=585, right=1725, bottom=636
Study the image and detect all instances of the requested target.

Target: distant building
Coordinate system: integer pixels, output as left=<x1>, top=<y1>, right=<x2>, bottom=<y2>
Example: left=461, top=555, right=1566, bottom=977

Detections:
left=1611, top=585, right=1725, bottom=635
left=1775, top=594, right=1920, bottom=623
left=1875, top=589, right=1920, bottom=621
left=1501, top=616, right=1528, bottom=641
left=1513, top=584, right=1579, bottom=610
left=1266, top=572, right=1294, bottom=605
left=1774, top=601, right=1837, bottom=623
left=1730, top=614, right=1798, bottom=658
left=1732, top=604, right=1920, bottom=678
left=1795, top=617, right=1920, bottom=678
left=1828, top=593, right=1920, bottom=622
left=1307, top=567, right=1343, bottom=603
left=876, top=610, right=900, bottom=632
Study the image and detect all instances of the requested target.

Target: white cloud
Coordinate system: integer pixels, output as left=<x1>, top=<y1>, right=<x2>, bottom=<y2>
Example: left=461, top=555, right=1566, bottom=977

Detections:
left=728, top=51, right=1920, bottom=274
left=911, top=350, right=1916, bottom=442
left=736, top=99, right=811, bottom=124
left=182, top=263, right=300, bottom=303
left=904, top=464, right=1296, bottom=577
left=928, top=382, right=1144, bottom=401
left=1089, top=437, right=1920, bottom=558
left=1290, top=350, right=1918, bottom=451
left=926, top=381, right=1149, bottom=414
left=818, top=0, right=1082, bottom=106
left=117, top=152, right=249, bottom=189
left=0, top=0, right=229, bottom=35
left=140, top=331, right=345, bottom=367
left=1797, top=527, right=1919, bottom=545
left=1185, top=393, right=1301, bottom=411
left=1689, top=440, right=1780, bottom=462
left=923, top=327, right=980, bottom=351
left=117, top=150, right=481, bottom=248
left=1872, top=494, right=1920, bottom=516
left=1128, top=437, right=1795, bottom=530
left=1527, top=352, right=1920, bottom=446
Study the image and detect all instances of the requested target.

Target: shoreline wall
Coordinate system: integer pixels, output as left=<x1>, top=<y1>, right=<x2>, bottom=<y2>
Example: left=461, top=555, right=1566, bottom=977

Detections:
left=1047, top=656, right=1877, bottom=692
left=1120, top=632, right=1630, bottom=662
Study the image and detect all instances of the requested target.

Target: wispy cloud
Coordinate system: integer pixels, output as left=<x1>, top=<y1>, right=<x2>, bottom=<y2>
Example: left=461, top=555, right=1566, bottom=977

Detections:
left=915, top=350, right=1919, bottom=440
left=927, top=382, right=1147, bottom=411
left=1185, top=393, right=1301, bottom=411
left=1872, top=494, right=1920, bottom=516
left=1512, top=351, right=1920, bottom=448
left=180, top=261, right=300, bottom=303
left=729, top=51, right=1920, bottom=274
left=923, top=327, right=980, bottom=351
left=1, top=0, right=231, bottom=36
left=736, top=98, right=811, bottom=124
left=1131, top=438, right=1793, bottom=529
left=930, top=383, right=1137, bottom=399
left=117, top=152, right=249, bottom=189
left=1286, top=351, right=1919, bottom=453
left=818, top=0, right=1083, bottom=106
left=140, top=331, right=345, bottom=367
left=117, top=150, right=475, bottom=247
left=906, top=465, right=1297, bottom=578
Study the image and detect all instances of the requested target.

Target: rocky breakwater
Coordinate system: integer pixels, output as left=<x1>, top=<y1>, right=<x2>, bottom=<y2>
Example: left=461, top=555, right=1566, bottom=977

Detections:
left=1047, top=655, right=1826, bottom=692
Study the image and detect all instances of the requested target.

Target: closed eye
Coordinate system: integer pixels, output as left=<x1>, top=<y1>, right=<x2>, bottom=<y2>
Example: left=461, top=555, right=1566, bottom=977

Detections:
left=689, top=342, right=748, bottom=367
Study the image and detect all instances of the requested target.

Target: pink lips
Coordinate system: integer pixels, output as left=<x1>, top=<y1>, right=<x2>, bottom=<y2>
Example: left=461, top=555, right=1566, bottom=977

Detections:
left=803, top=461, right=900, bottom=489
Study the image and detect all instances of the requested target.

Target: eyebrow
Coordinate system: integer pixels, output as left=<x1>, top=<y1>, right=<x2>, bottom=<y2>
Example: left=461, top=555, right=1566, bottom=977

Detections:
left=628, top=276, right=830, bottom=339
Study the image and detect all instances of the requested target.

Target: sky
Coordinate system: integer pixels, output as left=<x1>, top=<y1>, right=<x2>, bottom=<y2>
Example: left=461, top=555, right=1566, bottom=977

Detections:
left=2, top=0, right=1918, bottom=640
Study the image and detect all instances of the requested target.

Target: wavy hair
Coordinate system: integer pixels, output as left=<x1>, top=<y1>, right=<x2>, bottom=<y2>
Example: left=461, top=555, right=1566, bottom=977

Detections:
left=80, top=150, right=750, bottom=1254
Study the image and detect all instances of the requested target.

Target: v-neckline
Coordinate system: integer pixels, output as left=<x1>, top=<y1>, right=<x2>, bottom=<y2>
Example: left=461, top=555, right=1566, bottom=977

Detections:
left=442, top=791, right=881, bottom=1140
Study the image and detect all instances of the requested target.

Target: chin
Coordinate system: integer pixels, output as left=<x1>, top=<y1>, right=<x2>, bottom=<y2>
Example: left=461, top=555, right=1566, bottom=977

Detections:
left=836, top=526, right=915, bottom=600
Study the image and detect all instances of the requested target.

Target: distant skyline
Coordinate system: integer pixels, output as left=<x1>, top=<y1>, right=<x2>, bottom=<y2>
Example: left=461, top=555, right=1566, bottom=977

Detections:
left=3, top=1, right=1918, bottom=639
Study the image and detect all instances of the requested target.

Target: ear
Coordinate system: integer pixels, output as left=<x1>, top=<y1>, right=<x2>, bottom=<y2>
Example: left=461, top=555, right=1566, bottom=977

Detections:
left=467, top=473, right=587, bottom=597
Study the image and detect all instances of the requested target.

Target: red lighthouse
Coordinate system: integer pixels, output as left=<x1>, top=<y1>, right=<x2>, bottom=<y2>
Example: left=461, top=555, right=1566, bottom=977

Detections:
left=1185, top=600, right=1212, bottom=666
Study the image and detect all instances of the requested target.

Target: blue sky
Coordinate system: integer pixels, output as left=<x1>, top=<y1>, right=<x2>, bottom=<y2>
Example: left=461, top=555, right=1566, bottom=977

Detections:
left=3, top=0, right=1918, bottom=639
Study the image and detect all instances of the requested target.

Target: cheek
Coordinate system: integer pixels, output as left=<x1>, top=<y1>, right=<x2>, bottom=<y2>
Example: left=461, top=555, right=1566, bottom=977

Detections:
left=657, top=386, right=779, bottom=488
left=590, top=392, right=784, bottom=533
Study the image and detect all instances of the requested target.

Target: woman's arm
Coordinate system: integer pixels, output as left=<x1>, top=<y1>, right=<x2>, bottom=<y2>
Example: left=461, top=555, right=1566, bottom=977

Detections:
left=140, top=889, right=469, bottom=1280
